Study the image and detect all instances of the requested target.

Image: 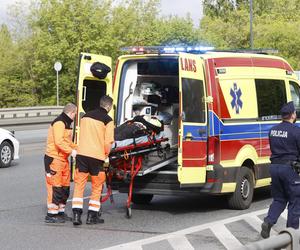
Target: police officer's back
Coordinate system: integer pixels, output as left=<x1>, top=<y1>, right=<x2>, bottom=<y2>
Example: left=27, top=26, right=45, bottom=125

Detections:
left=261, top=101, right=300, bottom=238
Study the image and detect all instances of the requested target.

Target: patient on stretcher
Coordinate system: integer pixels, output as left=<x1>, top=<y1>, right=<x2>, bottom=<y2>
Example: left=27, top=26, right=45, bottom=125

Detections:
left=112, top=115, right=164, bottom=149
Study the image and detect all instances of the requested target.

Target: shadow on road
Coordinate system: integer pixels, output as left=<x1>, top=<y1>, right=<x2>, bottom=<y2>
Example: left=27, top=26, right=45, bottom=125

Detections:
left=132, top=187, right=271, bottom=215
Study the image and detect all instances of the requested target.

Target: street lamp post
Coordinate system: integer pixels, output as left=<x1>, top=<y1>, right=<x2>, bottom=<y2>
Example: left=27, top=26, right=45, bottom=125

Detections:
left=250, top=0, right=253, bottom=49
left=54, top=61, right=62, bottom=106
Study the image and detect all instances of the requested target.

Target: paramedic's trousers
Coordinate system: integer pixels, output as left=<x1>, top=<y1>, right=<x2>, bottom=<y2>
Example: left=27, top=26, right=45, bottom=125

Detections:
left=46, top=159, right=70, bottom=215
left=264, top=163, right=300, bottom=229
left=72, top=169, right=106, bottom=213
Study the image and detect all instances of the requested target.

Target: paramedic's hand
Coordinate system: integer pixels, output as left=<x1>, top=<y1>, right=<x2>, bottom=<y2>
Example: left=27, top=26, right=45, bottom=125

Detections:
left=71, top=149, right=77, bottom=158
left=103, top=157, right=110, bottom=168
left=46, top=173, right=54, bottom=186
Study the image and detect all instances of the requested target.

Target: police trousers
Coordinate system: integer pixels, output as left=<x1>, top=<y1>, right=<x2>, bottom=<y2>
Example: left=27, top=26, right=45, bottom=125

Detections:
left=265, top=164, right=300, bottom=229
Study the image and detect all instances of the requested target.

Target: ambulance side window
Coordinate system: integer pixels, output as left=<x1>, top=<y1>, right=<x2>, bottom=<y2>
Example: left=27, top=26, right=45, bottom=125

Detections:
left=255, top=79, right=286, bottom=120
left=289, top=81, right=300, bottom=118
left=181, top=78, right=205, bottom=123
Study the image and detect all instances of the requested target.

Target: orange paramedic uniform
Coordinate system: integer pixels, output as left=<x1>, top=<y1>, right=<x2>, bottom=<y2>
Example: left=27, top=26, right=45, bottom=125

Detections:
left=72, top=107, right=114, bottom=214
left=44, top=112, right=76, bottom=215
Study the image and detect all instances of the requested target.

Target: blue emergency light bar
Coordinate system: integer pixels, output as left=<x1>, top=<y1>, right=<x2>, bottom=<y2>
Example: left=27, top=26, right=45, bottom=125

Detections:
left=121, top=46, right=278, bottom=55
left=121, top=46, right=215, bottom=54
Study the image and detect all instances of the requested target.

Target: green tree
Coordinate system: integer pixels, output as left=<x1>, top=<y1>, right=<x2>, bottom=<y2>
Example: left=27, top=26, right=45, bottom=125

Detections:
left=200, top=0, right=300, bottom=69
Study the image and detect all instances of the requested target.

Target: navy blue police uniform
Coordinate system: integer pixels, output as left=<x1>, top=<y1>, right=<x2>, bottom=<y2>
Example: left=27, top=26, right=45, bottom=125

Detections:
left=261, top=101, right=300, bottom=238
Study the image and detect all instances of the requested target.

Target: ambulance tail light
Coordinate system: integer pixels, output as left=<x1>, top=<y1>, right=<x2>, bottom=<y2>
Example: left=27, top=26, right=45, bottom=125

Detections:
left=207, top=136, right=220, bottom=165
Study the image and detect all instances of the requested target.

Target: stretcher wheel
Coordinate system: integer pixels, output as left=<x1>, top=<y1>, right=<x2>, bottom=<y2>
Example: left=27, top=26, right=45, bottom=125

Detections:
left=126, top=207, right=132, bottom=219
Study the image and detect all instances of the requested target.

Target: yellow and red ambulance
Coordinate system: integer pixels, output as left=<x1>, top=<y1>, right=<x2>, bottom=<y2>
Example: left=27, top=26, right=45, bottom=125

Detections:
left=74, top=47, right=300, bottom=209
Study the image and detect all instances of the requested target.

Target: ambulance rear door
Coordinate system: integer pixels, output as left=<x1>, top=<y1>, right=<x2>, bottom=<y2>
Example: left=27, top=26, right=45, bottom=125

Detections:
left=75, top=53, right=112, bottom=144
left=178, top=52, right=208, bottom=187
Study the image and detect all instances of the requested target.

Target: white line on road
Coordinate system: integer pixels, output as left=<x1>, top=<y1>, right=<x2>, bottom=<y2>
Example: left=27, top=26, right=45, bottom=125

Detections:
left=168, top=235, right=194, bottom=250
left=100, top=208, right=270, bottom=250
left=210, top=223, right=243, bottom=249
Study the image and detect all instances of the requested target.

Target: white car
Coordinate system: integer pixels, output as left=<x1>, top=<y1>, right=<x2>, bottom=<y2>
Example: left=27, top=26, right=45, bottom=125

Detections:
left=0, top=128, right=19, bottom=167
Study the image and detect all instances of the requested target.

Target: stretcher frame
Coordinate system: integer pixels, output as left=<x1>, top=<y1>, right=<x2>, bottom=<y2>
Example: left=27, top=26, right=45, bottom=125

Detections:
left=107, top=137, right=172, bottom=218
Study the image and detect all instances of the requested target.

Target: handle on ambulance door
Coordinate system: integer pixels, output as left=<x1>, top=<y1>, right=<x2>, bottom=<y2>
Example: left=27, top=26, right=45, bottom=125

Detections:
left=82, top=86, right=87, bottom=101
left=185, top=132, right=193, bottom=141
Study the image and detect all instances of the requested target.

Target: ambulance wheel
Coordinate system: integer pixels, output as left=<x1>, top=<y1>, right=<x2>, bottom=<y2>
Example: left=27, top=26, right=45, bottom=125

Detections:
left=0, top=141, right=13, bottom=168
left=126, top=207, right=132, bottom=219
left=227, top=167, right=254, bottom=210
left=132, top=194, right=153, bottom=205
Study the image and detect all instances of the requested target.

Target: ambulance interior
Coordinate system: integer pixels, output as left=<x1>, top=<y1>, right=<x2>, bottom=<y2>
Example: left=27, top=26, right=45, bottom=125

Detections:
left=116, top=57, right=179, bottom=170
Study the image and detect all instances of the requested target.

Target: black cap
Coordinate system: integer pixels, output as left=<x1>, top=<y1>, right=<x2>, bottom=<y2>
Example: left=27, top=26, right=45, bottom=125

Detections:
left=280, top=101, right=295, bottom=117
left=90, top=62, right=111, bottom=79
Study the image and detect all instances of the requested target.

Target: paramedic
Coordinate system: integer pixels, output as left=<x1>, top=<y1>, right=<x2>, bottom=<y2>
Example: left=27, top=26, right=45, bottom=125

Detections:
left=261, top=101, right=300, bottom=238
left=72, top=95, right=114, bottom=226
left=44, top=103, right=77, bottom=223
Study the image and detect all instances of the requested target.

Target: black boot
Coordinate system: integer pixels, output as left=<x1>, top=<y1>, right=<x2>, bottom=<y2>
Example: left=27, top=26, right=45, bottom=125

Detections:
left=45, top=214, right=65, bottom=223
left=86, top=211, right=104, bottom=224
left=58, top=212, right=72, bottom=222
left=261, top=221, right=273, bottom=238
left=73, top=210, right=82, bottom=226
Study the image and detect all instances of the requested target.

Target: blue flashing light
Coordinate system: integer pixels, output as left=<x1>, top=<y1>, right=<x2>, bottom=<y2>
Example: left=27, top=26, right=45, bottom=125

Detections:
left=121, top=45, right=215, bottom=54
left=163, top=47, right=176, bottom=53
left=175, top=47, right=185, bottom=52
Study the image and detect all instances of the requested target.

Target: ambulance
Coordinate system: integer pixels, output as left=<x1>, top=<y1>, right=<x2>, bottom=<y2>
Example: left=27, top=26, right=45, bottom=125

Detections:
left=74, top=46, right=300, bottom=210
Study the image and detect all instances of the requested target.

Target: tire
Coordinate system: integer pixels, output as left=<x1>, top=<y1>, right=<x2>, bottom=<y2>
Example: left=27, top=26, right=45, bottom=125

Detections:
left=132, top=194, right=154, bottom=205
left=227, top=167, right=254, bottom=210
left=0, top=141, right=13, bottom=168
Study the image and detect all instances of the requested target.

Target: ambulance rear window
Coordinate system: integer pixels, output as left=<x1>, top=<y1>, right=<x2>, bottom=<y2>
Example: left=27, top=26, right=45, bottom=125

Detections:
left=255, top=79, right=286, bottom=120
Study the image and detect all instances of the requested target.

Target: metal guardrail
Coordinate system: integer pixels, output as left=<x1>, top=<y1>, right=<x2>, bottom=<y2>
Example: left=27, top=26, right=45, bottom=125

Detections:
left=241, top=228, right=300, bottom=250
left=0, top=106, right=63, bottom=119
left=0, top=106, right=63, bottom=127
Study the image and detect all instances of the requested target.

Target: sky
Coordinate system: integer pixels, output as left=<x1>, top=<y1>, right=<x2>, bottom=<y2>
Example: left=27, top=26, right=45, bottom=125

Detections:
left=0, top=0, right=203, bottom=26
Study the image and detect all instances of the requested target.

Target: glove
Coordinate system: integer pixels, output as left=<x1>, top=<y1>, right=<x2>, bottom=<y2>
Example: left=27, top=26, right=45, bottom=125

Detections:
left=46, top=173, right=53, bottom=185
left=103, top=157, right=110, bottom=168
left=71, top=149, right=77, bottom=158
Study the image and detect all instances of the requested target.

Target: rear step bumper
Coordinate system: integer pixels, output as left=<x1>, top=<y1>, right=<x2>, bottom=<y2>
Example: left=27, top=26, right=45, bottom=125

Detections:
left=111, top=170, right=222, bottom=195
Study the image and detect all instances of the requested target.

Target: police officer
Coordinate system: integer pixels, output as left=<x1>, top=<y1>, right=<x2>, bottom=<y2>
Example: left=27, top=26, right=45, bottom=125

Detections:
left=261, top=101, right=300, bottom=238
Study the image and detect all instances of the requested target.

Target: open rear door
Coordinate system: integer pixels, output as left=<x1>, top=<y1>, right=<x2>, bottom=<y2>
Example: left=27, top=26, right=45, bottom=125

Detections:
left=74, top=53, right=112, bottom=144
left=178, top=53, right=207, bottom=187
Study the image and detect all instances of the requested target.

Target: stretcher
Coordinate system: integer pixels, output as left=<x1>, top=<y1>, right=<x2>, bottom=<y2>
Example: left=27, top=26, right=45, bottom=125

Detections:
left=105, top=136, right=175, bottom=218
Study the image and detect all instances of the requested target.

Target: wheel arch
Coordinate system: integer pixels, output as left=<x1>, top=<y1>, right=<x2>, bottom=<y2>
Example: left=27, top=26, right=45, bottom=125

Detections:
left=242, top=159, right=256, bottom=181
left=1, top=139, right=14, bottom=155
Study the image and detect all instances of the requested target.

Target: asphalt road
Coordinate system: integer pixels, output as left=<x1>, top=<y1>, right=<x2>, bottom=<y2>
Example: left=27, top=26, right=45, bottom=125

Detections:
left=0, top=127, right=289, bottom=250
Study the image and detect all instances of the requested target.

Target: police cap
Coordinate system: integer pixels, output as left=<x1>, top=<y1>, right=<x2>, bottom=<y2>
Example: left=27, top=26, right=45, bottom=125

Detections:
left=90, top=62, right=111, bottom=79
left=280, top=101, right=295, bottom=118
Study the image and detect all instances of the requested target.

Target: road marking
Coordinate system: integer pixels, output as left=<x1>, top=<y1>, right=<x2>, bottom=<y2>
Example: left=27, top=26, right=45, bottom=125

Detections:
left=211, top=223, right=243, bottom=249
left=100, top=208, right=271, bottom=250
left=168, top=235, right=194, bottom=250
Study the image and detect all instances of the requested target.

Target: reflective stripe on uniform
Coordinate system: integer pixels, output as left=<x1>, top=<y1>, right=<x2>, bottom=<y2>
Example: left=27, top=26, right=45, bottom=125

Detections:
left=88, top=206, right=100, bottom=212
left=72, top=197, right=84, bottom=209
left=59, top=204, right=65, bottom=212
left=72, top=198, right=83, bottom=202
left=89, top=200, right=100, bottom=206
left=47, top=203, right=58, bottom=209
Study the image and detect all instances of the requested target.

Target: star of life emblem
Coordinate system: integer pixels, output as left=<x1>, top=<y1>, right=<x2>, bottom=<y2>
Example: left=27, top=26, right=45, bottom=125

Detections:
left=230, top=83, right=243, bottom=114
